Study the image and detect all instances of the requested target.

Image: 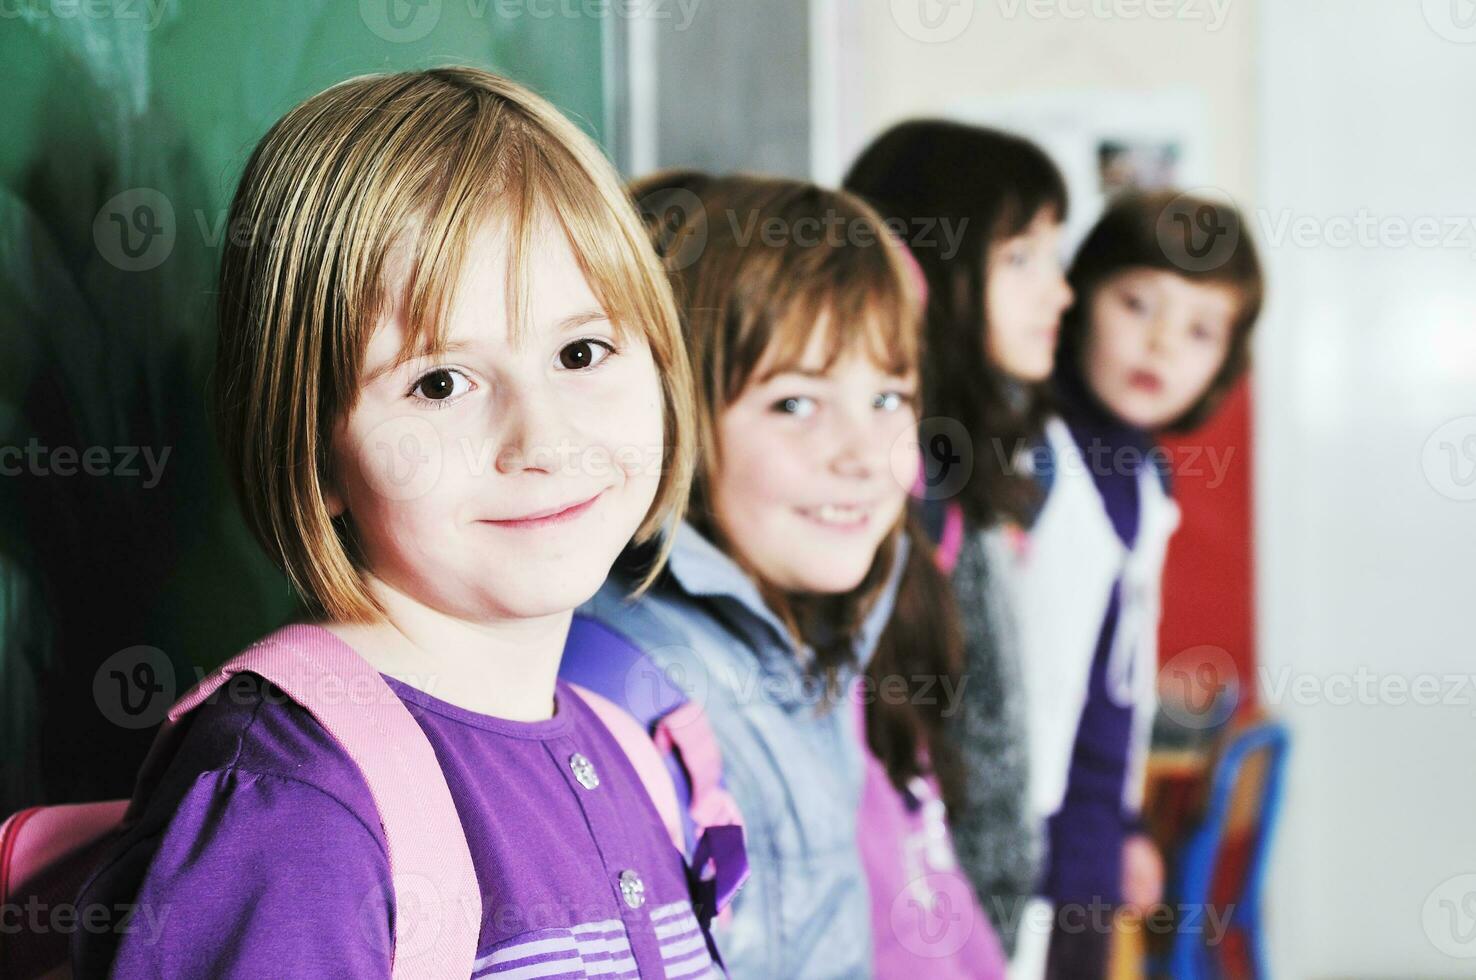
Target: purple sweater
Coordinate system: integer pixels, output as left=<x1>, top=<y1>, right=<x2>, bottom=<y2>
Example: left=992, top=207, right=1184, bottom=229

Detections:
left=71, top=653, right=723, bottom=978
left=1040, top=407, right=1152, bottom=907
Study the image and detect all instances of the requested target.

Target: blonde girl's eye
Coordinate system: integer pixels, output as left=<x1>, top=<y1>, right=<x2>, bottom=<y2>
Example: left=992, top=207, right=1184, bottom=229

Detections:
left=408, top=368, right=473, bottom=407
left=771, top=395, right=817, bottom=418
left=1122, top=290, right=1149, bottom=315
left=556, top=338, right=616, bottom=371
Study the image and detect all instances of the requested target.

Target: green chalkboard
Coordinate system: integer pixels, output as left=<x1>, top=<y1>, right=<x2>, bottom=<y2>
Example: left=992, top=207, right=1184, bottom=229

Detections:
left=0, top=1, right=608, bottom=812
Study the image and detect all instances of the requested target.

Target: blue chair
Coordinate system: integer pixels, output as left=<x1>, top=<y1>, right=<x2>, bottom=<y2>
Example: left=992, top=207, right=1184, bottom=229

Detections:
left=1166, top=720, right=1291, bottom=979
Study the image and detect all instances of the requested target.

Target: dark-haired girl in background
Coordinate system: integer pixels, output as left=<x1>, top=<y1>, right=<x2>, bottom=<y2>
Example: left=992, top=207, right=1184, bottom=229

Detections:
left=845, top=120, right=1075, bottom=967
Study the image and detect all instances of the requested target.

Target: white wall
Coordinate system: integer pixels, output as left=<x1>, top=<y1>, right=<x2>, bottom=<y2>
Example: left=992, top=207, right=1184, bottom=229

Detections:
left=839, top=0, right=1258, bottom=205
left=1257, top=1, right=1476, bottom=976
left=836, top=1, right=1476, bottom=975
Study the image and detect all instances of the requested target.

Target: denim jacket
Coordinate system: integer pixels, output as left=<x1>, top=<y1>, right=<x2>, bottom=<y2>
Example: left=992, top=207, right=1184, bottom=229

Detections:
left=571, top=522, right=908, bottom=980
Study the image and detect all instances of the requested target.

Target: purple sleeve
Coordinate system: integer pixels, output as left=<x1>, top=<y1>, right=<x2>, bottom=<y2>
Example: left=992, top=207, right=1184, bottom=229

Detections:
left=102, top=766, right=394, bottom=979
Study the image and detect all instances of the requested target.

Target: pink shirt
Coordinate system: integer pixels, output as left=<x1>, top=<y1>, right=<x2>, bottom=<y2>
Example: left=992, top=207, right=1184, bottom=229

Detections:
left=856, top=693, right=1007, bottom=979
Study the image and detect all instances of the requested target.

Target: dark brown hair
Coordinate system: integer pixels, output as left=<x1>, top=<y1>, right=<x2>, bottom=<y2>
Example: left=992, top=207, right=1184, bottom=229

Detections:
left=865, top=516, right=968, bottom=817
left=1056, top=189, right=1265, bottom=432
left=844, top=120, right=1069, bottom=527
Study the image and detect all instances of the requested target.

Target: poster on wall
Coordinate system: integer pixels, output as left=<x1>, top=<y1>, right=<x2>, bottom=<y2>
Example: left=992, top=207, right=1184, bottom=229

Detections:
left=946, top=88, right=1213, bottom=253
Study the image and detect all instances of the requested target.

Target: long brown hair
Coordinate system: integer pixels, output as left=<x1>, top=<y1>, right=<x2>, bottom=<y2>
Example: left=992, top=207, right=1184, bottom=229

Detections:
left=651, top=172, right=967, bottom=809
left=671, top=176, right=913, bottom=679
left=865, top=516, right=968, bottom=816
left=844, top=120, right=1069, bottom=528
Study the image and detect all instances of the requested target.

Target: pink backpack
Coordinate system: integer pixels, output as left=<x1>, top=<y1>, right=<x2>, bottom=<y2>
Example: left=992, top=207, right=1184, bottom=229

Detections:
left=0, top=624, right=690, bottom=980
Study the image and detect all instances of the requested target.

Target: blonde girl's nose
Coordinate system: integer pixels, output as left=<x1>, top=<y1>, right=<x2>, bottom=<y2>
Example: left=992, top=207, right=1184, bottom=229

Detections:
left=494, top=380, right=565, bottom=476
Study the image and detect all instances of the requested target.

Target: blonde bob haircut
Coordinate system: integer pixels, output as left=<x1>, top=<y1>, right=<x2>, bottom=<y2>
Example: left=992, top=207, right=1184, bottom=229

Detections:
left=213, top=66, right=695, bottom=622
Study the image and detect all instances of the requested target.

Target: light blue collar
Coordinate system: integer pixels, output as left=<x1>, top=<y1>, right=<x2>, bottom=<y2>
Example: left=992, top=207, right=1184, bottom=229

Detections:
left=663, top=520, right=912, bottom=675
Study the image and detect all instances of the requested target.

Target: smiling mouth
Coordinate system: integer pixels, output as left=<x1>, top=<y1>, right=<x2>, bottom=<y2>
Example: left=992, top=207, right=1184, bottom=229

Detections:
left=481, top=490, right=605, bottom=530
left=794, top=502, right=874, bottom=531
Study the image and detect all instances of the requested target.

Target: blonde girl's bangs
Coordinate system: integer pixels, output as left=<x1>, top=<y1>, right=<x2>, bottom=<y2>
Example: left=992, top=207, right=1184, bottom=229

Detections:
left=215, top=67, right=693, bottom=620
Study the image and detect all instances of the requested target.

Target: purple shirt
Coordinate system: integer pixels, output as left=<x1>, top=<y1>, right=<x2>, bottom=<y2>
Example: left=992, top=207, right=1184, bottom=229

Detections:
left=72, top=657, right=723, bottom=978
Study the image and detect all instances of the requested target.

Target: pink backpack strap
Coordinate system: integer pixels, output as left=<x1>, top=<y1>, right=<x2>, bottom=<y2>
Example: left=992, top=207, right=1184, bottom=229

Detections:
left=573, top=687, right=748, bottom=919
left=131, top=624, right=480, bottom=980
left=652, top=702, right=748, bottom=917
left=568, top=683, right=685, bottom=853
left=652, top=702, right=744, bottom=832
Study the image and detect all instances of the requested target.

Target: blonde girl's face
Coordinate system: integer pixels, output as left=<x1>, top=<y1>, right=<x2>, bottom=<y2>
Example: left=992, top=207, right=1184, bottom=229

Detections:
left=326, top=213, right=666, bottom=622
left=984, top=209, right=1074, bottom=382
left=709, top=324, right=920, bottom=595
left=1082, top=267, right=1240, bottom=430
